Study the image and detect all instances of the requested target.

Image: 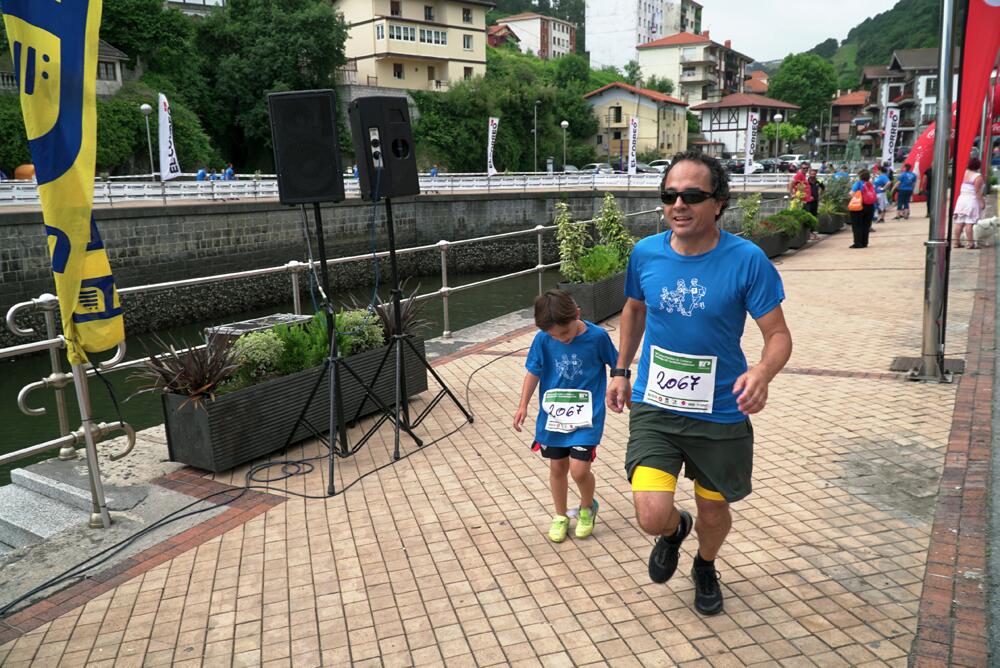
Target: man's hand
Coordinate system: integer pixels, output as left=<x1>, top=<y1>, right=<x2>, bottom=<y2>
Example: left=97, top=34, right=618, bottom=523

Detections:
left=513, top=406, right=527, bottom=432
left=733, top=367, right=769, bottom=415
left=606, top=377, right=631, bottom=413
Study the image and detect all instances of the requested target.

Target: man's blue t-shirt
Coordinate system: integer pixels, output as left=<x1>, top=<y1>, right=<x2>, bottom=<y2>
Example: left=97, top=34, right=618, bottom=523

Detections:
left=625, top=230, right=785, bottom=424
left=834, top=170, right=850, bottom=180
left=525, top=322, right=618, bottom=447
left=196, top=169, right=206, bottom=181
left=897, top=171, right=917, bottom=191
left=873, top=174, right=890, bottom=193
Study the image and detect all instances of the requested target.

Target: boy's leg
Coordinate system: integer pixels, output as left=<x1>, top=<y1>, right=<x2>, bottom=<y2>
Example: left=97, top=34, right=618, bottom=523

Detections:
left=569, top=457, right=595, bottom=510
left=549, top=457, right=570, bottom=516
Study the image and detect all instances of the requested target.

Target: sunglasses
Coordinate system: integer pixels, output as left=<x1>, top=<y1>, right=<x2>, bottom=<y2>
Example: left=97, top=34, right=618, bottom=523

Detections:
left=660, top=188, right=715, bottom=205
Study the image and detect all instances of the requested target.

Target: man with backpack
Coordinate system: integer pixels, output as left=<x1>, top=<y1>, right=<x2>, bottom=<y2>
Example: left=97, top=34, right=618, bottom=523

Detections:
left=847, top=168, right=877, bottom=248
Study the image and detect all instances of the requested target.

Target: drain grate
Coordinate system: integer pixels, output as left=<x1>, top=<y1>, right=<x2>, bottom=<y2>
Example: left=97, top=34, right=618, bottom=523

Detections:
left=890, top=356, right=965, bottom=375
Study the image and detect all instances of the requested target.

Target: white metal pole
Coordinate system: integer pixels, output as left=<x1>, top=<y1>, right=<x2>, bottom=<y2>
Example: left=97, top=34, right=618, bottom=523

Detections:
left=71, top=364, right=112, bottom=528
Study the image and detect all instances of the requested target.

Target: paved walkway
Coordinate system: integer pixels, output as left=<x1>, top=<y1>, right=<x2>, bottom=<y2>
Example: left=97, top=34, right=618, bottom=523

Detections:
left=0, top=204, right=991, bottom=667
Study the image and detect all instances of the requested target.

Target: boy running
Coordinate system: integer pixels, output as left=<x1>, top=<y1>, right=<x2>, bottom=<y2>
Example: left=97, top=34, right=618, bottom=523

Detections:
left=514, top=289, right=619, bottom=542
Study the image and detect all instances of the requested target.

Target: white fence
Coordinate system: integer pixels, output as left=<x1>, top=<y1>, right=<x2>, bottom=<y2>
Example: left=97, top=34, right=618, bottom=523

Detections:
left=0, top=171, right=795, bottom=207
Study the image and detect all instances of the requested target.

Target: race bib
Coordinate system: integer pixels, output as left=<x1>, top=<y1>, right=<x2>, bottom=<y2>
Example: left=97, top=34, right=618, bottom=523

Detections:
left=642, top=346, right=717, bottom=414
left=542, top=389, right=593, bottom=433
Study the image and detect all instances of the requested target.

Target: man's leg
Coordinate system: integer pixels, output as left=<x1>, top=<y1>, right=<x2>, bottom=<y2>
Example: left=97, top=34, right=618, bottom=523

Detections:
left=634, top=490, right=679, bottom=537
left=693, top=492, right=732, bottom=560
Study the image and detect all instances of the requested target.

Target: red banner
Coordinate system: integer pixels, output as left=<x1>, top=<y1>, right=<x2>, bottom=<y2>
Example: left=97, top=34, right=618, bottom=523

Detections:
left=904, top=104, right=956, bottom=202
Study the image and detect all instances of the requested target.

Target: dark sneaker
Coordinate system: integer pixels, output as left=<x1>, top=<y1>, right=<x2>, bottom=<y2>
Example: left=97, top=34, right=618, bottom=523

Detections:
left=648, top=509, right=692, bottom=583
left=691, top=558, right=724, bottom=615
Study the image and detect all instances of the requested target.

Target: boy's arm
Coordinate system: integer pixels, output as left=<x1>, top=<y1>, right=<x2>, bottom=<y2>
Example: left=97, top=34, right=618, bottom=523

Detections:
left=513, top=372, right=540, bottom=432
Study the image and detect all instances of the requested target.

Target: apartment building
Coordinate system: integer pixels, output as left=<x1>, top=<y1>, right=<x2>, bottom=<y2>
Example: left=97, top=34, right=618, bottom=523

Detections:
left=824, top=90, right=868, bottom=151
left=495, top=12, right=575, bottom=60
left=690, top=93, right=799, bottom=157
left=637, top=31, right=753, bottom=108
left=584, top=81, right=688, bottom=162
left=663, top=0, right=702, bottom=35
left=336, top=0, right=491, bottom=91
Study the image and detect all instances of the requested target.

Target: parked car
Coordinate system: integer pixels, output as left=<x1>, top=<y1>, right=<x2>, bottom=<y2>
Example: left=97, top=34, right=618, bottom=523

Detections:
left=778, top=154, right=807, bottom=172
left=563, top=164, right=579, bottom=172
left=578, top=162, right=614, bottom=174
left=648, top=159, right=671, bottom=172
left=757, top=158, right=781, bottom=173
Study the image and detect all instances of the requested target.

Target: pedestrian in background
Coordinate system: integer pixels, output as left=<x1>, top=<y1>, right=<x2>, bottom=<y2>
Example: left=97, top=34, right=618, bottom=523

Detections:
left=893, top=163, right=917, bottom=220
left=806, top=168, right=824, bottom=219
left=224, top=163, right=235, bottom=181
left=872, top=165, right=890, bottom=223
left=848, top=168, right=877, bottom=249
left=922, top=165, right=934, bottom=216
left=195, top=166, right=207, bottom=181
left=789, top=163, right=812, bottom=207
left=953, top=157, right=987, bottom=249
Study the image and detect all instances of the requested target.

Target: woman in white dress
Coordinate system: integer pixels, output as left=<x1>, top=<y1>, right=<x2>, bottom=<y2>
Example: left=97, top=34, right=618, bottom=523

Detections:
left=953, top=157, right=987, bottom=249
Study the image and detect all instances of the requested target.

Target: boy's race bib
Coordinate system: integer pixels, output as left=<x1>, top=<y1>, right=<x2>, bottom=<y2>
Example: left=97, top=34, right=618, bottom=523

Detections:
left=642, top=346, right=717, bottom=414
left=542, top=389, right=593, bottom=433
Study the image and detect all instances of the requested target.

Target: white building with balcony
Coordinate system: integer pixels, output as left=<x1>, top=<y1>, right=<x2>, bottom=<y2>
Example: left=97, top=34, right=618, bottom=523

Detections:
left=586, top=0, right=703, bottom=71
left=637, top=31, right=753, bottom=109
left=690, top=93, right=799, bottom=157
left=496, top=12, right=575, bottom=60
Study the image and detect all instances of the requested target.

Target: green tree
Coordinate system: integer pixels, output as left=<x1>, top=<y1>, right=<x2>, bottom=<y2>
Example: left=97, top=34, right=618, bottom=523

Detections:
left=808, top=38, right=839, bottom=60
left=0, top=95, right=30, bottom=174
left=768, top=53, right=836, bottom=131
left=686, top=111, right=700, bottom=133
left=760, top=122, right=808, bottom=152
left=194, top=0, right=349, bottom=168
left=644, top=75, right=674, bottom=95
left=554, top=53, right=590, bottom=88
left=623, top=60, right=642, bottom=86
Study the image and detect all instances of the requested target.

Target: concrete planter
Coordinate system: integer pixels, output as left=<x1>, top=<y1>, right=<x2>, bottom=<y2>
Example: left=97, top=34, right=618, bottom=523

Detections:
left=785, top=226, right=810, bottom=249
left=750, top=233, right=789, bottom=258
left=558, top=272, right=627, bottom=323
left=817, top=214, right=843, bottom=234
left=162, top=338, right=429, bottom=473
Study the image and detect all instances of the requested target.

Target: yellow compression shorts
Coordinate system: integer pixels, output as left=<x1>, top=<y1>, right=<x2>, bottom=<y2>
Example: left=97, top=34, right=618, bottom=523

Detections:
left=630, top=465, right=725, bottom=501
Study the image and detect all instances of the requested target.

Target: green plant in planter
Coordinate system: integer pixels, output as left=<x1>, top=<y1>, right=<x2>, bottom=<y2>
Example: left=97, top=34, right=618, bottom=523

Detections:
left=577, top=245, right=621, bottom=283
left=368, top=278, right=430, bottom=338
left=335, top=309, right=385, bottom=357
left=787, top=207, right=818, bottom=231
left=272, top=309, right=385, bottom=376
left=824, top=176, right=852, bottom=213
left=130, top=334, right=240, bottom=406
left=738, top=193, right=761, bottom=229
left=764, top=211, right=802, bottom=237
left=556, top=201, right=587, bottom=283
left=817, top=197, right=838, bottom=216
left=594, top=193, right=636, bottom=270
left=230, top=330, right=285, bottom=389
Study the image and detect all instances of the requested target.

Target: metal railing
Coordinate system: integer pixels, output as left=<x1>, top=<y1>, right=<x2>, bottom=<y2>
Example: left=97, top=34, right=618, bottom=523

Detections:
left=0, top=172, right=795, bottom=207
left=4, top=207, right=665, bottom=492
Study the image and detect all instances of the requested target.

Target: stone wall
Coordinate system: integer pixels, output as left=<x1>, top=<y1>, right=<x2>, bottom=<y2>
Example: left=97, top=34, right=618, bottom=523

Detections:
left=0, top=190, right=784, bottom=349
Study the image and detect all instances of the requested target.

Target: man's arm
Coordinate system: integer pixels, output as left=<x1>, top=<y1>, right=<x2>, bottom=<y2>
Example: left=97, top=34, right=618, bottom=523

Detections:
left=607, top=297, right=646, bottom=413
left=733, top=305, right=792, bottom=415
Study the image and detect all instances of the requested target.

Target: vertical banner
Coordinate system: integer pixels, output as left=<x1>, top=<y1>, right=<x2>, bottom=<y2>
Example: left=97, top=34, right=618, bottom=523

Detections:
left=951, top=0, right=1000, bottom=207
left=1, top=0, right=125, bottom=365
left=627, top=116, right=639, bottom=175
left=487, top=116, right=500, bottom=176
left=158, top=93, right=181, bottom=181
left=744, top=111, right=759, bottom=175
left=881, top=106, right=901, bottom=165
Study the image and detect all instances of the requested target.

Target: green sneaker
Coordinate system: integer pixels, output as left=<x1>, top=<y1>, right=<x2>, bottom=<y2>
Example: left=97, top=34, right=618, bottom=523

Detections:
left=548, top=515, right=569, bottom=543
left=575, top=500, right=599, bottom=538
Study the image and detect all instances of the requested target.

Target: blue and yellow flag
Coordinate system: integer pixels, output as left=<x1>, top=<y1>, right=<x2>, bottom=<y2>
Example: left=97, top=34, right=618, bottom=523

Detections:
left=1, top=0, right=124, bottom=365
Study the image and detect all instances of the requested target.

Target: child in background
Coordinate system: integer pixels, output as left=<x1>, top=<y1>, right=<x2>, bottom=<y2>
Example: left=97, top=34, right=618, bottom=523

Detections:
left=513, top=289, right=619, bottom=542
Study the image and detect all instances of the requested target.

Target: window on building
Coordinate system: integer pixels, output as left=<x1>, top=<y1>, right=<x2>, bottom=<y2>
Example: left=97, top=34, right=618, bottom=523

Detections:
left=612, top=106, right=622, bottom=123
left=597, top=135, right=603, bottom=145
left=390, top=0, right=400, bottom=16
left=613, top=130, right=622, bottom=140
left=464, top=67, right=473, bottom=79
left=393, top=63, right=404, bottom=79
left=376, top=23, right=384, bottom=39
left=424, top=5, right=433, bottom=20
left=682, top=66, right=695, bottom=77
left=463, top=34, right=473, bottom=50
left=925, top=76, right=938, bottom=97
left=97, top=61, right=117, bottom=81
left=463, top=8, right=472, bottom=23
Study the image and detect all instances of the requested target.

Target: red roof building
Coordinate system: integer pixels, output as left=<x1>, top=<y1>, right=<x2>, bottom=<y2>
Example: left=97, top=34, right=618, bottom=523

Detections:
left=689, top=93, right=800, bottom=157
left=582, top=82, right=690, bottom=162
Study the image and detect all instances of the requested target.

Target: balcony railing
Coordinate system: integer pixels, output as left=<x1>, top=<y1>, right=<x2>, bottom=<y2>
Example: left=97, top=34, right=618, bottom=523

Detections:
left=0, top=71, right=17, bottom=91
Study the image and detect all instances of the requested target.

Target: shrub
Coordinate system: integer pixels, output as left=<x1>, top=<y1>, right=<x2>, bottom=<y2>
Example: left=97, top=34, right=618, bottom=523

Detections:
left=230, top=330, right=284, bottom=388
left=824, top=176, right=852, bottom=213
left=130, top=335, right=239, bottom=405
left=556, top=202, right=588, bottom=283
left=577, top=245, right=620, bottom=283
left=738, top=193, right=762, bottom=231
left=594, top=193, right=636, bottom=271
left=335, top=309, right=385, bottom=357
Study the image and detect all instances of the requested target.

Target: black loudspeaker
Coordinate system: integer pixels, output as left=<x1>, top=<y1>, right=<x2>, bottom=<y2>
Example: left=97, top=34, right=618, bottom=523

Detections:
left=348, top=96, right=420, bottom=201
left=268, top=90, right=345, bottom=205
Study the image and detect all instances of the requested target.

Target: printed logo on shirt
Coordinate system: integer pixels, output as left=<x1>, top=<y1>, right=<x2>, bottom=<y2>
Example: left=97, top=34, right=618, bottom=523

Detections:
left=556, top=354, right=583, bottom=381
left=659, top=278, right=707, bottom=317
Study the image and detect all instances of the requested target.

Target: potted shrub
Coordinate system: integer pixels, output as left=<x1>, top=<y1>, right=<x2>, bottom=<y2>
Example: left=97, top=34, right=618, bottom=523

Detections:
left=135, top=306, right=430, bottom=473
left=816, top=197, right=843, bottom=234
left=822, top=176, right=852, bottom=229
left=556, top=194, right=636, bottom=322
left=739, top=194, right=787, bottom=258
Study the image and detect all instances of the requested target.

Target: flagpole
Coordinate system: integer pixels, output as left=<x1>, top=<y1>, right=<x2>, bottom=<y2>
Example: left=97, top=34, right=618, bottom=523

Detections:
left=914, top=0, right=961, bottom=381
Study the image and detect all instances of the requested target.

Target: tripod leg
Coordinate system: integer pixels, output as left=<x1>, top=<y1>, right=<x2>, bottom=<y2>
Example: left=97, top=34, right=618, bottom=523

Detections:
left=393, top=327, right=403, bottom=460
left=406, top=337, right=475, bottom=424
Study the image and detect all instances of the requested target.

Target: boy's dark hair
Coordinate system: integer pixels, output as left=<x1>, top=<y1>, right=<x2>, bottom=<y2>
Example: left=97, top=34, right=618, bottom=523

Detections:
left=904, top=163, right=912, bottom=170
left=659, top=150, right=730, bottom=220
left=534, top=289, right=578, bottom=330
left=858, top=168, right=870, bottom=181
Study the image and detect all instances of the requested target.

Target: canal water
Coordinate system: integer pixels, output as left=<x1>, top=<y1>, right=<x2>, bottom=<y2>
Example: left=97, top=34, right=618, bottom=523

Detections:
left=0, top=268, right=563, bottom=484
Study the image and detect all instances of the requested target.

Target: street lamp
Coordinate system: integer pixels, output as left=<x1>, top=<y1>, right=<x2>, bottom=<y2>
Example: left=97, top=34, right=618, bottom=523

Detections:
left=139, top=103, right=155, bottom=181
left=533, top=99, right=541, bottom=172
left=560, top=120, right=569, bottom=170
left=773, top=113, right=783, bottom=159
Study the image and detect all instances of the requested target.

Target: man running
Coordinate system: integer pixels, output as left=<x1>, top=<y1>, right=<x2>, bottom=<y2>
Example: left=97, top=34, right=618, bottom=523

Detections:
left=607, top=151, right=792, bottom=615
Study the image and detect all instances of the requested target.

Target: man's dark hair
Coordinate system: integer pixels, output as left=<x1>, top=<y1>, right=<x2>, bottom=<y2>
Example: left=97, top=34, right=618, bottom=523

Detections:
left=858, top=168, right=870, bottom=181
left=534, top=289, right=578, bottom=330
left=660, top=151, right=730, bottom=220
left=968, top=157, right=982, bottom=171
left=904, top=163, right=912, bottom=170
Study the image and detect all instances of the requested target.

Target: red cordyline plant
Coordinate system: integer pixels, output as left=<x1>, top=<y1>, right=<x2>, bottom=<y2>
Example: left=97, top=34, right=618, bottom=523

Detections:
left=129, top=334, right=240, bottom=408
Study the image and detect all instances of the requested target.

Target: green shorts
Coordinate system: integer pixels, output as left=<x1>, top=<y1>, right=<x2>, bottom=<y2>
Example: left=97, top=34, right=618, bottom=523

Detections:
left=624, top=402, right=754, bottom=503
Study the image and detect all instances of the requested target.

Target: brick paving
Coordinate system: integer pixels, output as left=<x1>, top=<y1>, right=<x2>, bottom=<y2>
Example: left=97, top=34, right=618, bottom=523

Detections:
left=0, top=205, right=992, bottom=667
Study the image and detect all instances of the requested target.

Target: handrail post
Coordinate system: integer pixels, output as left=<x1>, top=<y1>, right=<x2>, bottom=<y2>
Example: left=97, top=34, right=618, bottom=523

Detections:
left=71, top=364, right=112, bottom=529
left=438, top=240, right=451, bottom=338
left=535, top=224, right=546, bottom=296
left=37, top=294, right=74, bottom=458
left=287, top=261, right=303, bottom=315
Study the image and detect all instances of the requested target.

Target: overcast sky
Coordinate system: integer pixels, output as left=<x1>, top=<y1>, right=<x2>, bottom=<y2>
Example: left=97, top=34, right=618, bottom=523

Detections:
left=699, top=1, right=889, bottom=63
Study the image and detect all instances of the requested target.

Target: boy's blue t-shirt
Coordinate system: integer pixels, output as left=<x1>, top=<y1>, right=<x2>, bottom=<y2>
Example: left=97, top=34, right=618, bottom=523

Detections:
left=897, top=171, right=917, bottom=191
left=525, top=321, right=618, bottom=447
left=626, top=230, right=785, bottom=424
left=873, top=174, right=890, bottom=193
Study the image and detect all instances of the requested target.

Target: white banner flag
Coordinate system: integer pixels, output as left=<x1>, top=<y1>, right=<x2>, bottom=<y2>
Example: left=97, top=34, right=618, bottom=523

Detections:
left=487, top=116, right=500, bottom=176
left=158, top=93, right=181, bottom=181
left=744, top=111, right=759, bottom=175
left=881, top=106, right=900, bottom=166
left=627, top=116, right=639, bottom=175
